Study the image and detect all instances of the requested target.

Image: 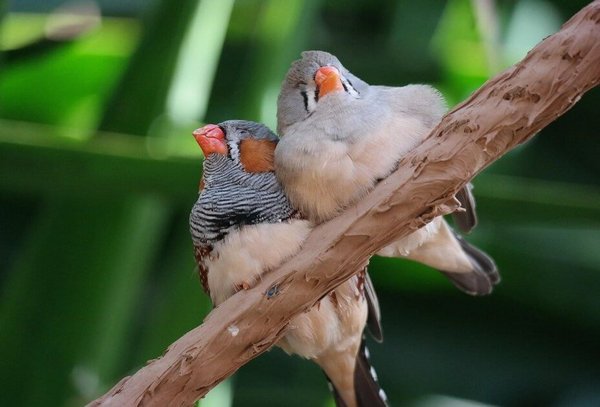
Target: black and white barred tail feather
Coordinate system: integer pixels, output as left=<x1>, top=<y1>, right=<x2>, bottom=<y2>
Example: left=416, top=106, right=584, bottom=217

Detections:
left=354, top=339, right=389, bottom=407
left=326, top=338, right=389, bottom=407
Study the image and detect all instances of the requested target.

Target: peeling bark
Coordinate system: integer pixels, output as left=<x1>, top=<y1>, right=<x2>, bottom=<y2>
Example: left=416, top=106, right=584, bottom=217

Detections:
left=90, top=2, right=600, bottom=406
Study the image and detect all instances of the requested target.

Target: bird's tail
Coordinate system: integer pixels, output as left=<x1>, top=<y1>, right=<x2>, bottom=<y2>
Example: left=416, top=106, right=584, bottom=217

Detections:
left=437, top=227, right=500, bottom=295
left=450, top=230, right=500, bottom=288
left=402, top=218, right=499, bottom=296
left=325, top=338, right=388, bottom=407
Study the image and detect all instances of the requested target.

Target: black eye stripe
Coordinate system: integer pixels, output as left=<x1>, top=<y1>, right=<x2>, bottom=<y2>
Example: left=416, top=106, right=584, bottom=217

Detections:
left=301, top=90, right=309, bottom=112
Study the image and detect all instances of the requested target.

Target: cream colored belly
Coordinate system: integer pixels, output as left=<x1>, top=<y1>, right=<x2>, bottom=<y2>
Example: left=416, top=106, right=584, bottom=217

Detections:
left=206, top=220, right=311, bottom=306
left=206, top=218, right=366, bottom=360
left=277, top=275, right=367, bottom=359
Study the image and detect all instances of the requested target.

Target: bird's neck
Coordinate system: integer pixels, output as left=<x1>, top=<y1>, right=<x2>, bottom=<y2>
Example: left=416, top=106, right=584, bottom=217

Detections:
left=190, top=160, right=296, bottom=246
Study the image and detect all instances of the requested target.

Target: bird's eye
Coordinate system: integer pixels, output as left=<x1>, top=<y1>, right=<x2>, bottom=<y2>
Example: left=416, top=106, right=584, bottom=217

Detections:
left=342, top=77, right=359, bottom=97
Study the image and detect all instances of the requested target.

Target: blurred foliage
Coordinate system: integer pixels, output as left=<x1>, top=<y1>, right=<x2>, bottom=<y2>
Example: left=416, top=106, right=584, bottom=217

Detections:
left=0, top=1, right=599, bottom=407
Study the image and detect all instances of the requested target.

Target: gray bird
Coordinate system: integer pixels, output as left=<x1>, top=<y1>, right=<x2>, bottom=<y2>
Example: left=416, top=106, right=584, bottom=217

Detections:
left=190, top=120, right=388, bottom=407
left=275, top=50, right=499, bottom=295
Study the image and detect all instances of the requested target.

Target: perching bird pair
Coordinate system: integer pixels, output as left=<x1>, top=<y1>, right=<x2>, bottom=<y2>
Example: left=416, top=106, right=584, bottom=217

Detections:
left=189, top=51, right=500, bottom=407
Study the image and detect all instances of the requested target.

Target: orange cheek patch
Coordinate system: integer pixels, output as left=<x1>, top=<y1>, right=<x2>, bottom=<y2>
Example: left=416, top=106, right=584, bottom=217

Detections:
left=239, top=139, right=277, bottom=173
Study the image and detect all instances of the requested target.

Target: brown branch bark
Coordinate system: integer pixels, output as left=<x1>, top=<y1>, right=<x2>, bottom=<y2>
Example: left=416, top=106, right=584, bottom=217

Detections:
left=90, top=2, right=600, bottom=406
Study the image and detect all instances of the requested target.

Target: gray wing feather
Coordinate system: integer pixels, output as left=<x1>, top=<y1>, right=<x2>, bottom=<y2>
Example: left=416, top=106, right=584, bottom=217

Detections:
left=452, top=183, right=478, bottom=233
left=440, top=229, right=501, bottom=295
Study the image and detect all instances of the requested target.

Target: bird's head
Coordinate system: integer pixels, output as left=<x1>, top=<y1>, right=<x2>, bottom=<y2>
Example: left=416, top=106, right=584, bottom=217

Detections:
left=189, top=121, right=294, bottom=247
left=277, top=50, right=368, bottom=134
left=193, top=120, right=279, bottom=190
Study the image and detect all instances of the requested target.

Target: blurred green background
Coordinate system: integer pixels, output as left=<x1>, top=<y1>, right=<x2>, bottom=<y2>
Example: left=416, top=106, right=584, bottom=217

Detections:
left=0, top=0, right=598, bottom=406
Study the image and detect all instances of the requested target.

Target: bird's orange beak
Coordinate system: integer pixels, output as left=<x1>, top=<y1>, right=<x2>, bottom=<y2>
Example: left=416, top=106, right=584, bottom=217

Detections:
left=193, top=124, right=228, bottom=156
left=315, top=66, right=344, bottom=99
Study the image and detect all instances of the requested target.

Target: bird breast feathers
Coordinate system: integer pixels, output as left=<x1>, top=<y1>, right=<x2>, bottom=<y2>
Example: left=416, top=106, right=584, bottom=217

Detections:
left=276, top=102, right=436, bottom=221
left=205, top=219, right=311, bottom=305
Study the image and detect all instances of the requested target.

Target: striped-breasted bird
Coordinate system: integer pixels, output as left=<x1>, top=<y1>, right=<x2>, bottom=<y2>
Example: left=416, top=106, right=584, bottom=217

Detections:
left=189, top=120, right=388, bottom=407
left=275, top=50, right=499, bottom=296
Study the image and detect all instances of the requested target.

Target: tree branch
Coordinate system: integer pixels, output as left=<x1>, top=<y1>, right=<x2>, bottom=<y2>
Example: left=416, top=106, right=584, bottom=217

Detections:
left=90, top=2, right=600, bottom=406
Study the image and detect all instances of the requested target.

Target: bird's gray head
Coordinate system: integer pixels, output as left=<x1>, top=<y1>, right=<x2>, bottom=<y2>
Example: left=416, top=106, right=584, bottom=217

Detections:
left=192, top=119, right=286, bottom=199
left=277, top=50, right=369, bottom=135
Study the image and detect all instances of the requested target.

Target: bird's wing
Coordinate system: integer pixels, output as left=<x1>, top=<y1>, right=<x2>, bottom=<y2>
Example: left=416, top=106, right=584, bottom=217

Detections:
left=364, top=268, right=383, bottom=343
left=452, top=230, right=500, bottom=285
left=452, top=182, right=478, bottom=233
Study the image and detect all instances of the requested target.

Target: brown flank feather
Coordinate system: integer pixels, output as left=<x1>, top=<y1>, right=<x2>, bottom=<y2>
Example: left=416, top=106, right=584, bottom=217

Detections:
left=239, top=139, right=277, bottom=173
left=194, top=245, right=212, bottom=295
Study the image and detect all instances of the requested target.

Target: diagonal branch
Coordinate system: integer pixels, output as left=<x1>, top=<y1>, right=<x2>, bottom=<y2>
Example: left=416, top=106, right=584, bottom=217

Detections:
left=90, top=2, right=600, bottom=406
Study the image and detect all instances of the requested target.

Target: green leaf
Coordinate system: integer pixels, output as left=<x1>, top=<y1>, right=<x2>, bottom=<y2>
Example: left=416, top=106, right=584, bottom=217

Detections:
left=0, top=196, right=170, bottom=406
left=97, top=0, right=200, bottom=136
